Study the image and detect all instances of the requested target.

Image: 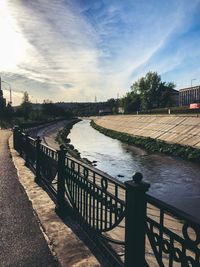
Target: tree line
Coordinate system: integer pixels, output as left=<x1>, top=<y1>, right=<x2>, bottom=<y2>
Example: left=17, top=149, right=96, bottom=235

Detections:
left=0, top=91, right=74, bottom=128
left=0, top=71, right=178, bottom=128
left=15, top=92, right=73, bottom=121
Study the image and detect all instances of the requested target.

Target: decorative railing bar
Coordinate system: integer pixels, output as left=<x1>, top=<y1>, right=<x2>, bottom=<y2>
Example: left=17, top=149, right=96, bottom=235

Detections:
left=146, top=193, right=200, bottom=266
left=92, top=179, right=96, bottom=229
left=66, top=155, right=125, bottom=190
left=147, top=216, right=200, bottom=252
left=146, top=194, right=200, bottom=225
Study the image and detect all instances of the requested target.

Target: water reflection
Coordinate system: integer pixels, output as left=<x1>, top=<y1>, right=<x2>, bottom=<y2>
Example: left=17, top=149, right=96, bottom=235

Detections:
left=68, top=119, right=200, bottom=219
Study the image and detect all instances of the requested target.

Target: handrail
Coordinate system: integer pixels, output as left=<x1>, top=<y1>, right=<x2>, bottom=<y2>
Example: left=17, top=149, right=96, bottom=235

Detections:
left=146, top=193, right=200, bottom=225
left=65, top=154, right=126, bottom=190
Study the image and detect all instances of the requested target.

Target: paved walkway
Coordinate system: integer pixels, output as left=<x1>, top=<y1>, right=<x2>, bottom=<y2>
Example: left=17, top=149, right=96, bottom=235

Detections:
left=0, top=130, right=58, bottom=267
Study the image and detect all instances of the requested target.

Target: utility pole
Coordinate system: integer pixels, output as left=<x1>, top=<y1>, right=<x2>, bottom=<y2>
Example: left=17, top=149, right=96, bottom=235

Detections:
left=191, top=78, right=196, bottom=88
left=0, top=77, right=6, bottom=108
left=1, top=77, right=12, bottom=105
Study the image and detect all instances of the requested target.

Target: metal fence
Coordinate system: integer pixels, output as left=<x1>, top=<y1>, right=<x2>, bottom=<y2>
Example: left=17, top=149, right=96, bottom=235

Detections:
left=13, top=126, right=200, bottom=266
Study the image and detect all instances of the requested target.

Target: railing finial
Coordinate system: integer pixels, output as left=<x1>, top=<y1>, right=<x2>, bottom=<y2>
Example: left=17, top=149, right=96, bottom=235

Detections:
left=132, top=172, right=143, bottom=184
left=36, top=135, right=41, bottom=142
left=59, top=144, right=65, bottom=151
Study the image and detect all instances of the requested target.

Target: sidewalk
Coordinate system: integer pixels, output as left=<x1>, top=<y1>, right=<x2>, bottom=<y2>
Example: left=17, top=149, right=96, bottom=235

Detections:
left=0, top=130, right=59, bottom=267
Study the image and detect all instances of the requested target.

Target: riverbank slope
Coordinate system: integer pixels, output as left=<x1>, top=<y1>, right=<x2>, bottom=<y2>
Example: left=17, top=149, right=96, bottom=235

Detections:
left=93, top=115, right=200, bottom=148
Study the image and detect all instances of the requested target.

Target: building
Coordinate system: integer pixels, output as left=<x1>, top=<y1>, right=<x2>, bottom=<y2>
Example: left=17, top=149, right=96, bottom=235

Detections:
left=179, top=86, right=200, bottom=106
left=0, top=78, right=6, bottom=111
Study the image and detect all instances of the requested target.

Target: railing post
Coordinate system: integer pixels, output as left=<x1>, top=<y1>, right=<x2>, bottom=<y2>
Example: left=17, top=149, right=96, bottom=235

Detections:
left=55, top=145, right=66, bottom=217
left=18, top=129, right=23, bottom=156
left=35, top=136, right=41, bottom=184
left=13, top=125, right=20, bottom=150
left=14, top=127, right=23, bottom=155
left=125, top=172, right=150, bottom=267
left=25, top=133, right=30, bottom=167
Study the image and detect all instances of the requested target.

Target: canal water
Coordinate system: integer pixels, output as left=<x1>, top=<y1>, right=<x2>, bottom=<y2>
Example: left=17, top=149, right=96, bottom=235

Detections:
left=68, top=119, right=200, bottom=219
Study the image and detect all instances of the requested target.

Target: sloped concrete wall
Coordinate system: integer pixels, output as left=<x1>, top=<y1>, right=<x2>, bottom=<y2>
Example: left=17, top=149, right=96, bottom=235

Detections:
left=94, top=115, right=200, bottom=148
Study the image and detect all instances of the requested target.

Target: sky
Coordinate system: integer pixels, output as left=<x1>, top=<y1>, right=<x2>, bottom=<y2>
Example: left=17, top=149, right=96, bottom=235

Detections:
left=0, top=0, right=200, bottom=105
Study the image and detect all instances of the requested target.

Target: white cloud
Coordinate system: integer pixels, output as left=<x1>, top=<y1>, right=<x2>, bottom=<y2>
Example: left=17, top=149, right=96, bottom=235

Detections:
left=0, top=0, right=200, bottom=105
left=0, top=0, right=28, bottom=72
left=3, top=0, right=101, bottom=100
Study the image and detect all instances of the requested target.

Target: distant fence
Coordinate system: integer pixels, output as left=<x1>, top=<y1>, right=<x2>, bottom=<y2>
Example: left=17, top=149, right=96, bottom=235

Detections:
left=130, top=106, right=200, bottom=115
left=13, top=126, right=200, bottom=266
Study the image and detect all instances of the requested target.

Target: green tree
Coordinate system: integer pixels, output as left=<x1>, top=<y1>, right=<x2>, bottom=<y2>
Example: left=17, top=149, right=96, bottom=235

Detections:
left=42, top=101, right=73, bottom=118
left=17, top=91, right=32, bottom=120
left=159, top=82, right=177, bottom=107
left=4, top=102, right=14, bottom=120
left=106, top=98, right=119, bottom=114
left=130, top=72, right=175, bottom=110
left=120, top=92, right=141, bottom=113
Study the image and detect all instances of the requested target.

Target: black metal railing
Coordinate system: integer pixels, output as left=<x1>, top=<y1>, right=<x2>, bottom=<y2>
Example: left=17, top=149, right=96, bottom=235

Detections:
left=13, top=126, right=200, bottom=267
left=145, top=195, right=200, bottom=266
left=65, top=155, right=126, bottom=231
left=55, top=145, right=126, bottom=266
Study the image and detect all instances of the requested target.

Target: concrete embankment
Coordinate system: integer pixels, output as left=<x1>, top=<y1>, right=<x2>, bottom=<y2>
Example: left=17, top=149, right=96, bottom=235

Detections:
left=93, top=115, right=200, bottom=148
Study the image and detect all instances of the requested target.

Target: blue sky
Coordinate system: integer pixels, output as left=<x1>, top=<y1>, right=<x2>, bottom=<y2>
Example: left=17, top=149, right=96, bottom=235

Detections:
left=0, top=0, right=200, bottom=105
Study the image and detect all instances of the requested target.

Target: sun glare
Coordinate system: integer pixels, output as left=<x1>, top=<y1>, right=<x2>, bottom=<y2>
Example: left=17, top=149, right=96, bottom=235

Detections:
left=0, top=1, right=26, bottom=71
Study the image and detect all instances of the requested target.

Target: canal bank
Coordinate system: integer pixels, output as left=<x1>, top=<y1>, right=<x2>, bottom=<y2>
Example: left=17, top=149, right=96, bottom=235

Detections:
left=92, top=115, right=200, bottom=161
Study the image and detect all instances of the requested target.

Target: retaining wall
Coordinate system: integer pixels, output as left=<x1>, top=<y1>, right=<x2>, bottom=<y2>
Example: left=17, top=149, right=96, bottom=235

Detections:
left=94, top=115, right=200, bottom=148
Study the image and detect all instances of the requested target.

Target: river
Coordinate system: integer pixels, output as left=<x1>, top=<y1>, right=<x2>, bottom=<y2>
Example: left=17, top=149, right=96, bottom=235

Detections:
left=68, top=119, right=200, bottom=220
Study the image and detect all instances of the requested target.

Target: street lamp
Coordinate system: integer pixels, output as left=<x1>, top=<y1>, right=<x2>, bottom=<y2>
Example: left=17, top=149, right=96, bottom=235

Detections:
left=1, top=80, right=12, bottom=105
left=191, top=78, right=196, bottom=88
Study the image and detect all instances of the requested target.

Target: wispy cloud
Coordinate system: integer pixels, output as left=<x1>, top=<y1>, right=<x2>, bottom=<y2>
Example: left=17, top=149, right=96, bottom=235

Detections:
left=1, top=0, right=101, bottom=102
left=0, top=0, right=200, bottom=104
left=128, top=0, right=200, bottom=87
